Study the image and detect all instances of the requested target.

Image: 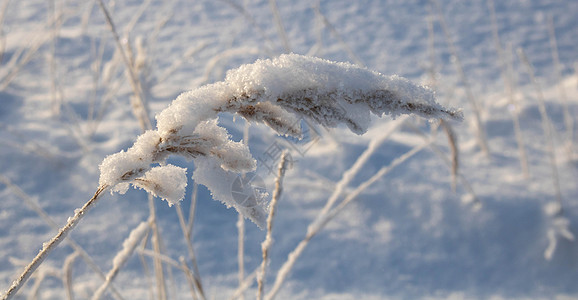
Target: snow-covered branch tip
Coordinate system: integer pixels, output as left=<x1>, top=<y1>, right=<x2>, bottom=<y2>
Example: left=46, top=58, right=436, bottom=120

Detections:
left=98, top=53, right=462, bottom=228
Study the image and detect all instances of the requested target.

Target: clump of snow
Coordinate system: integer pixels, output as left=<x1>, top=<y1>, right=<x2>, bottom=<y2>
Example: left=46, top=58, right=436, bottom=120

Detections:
left=192, top=157, right=268, bottom=228
left=98, top=130, right=161, bottom=188
left=98, top=54, right=459, bottom=227
left=132, top=165, right=187, bottom=206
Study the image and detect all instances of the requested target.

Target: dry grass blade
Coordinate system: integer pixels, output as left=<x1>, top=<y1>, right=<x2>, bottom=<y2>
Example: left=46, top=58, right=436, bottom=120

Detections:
left=0, top=0, right=10, bottom=64
left=217, top=0, right=276, bottom=56
left=518, top=48, right=563, bottom=207
left=0, top=33, right=50, bottom=90
left=312, top=5, right=364, bottom=66
left=147, top=195, right=168, bottom=300
left=179, top=257, right=199, bottom=300
left=430, top=0, right=489, bottom=156
left=0, top=176, right=125, bottom=300
left=408, top=122, right=479, bottom=206
left=317, top=116, right=408, bottom=218
left=236, top=214, right=246, bottom=300
left=440, top=120, right=459, bottom=192
left=487, top=0, right=529, bottom=179
left=265, top=140, right=432, bottom=300
left=63, top=251, right=80, bottom=300
left=96, top=0, right=152, bottom=131
left=268, top=0, right=291, bottom=53
left=175, top=202, right=206, bottom=300
left=257, top=152, right=290, bottom=300
left=91, top=222, right=149, bottom=300
left=1, top=185, right=109, bottom=300
left=548, top=15, right=575, bottom=157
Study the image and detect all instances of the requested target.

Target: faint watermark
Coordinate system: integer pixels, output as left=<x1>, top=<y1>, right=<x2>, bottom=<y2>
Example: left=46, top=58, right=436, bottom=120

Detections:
left=231, top=171, right=267, bottom=208
left=230, top=112, right=336, bottom=206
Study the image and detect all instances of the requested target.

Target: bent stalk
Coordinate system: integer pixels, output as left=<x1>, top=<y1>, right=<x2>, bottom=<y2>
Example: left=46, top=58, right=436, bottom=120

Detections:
left=1, top=185, right=109, bottom=300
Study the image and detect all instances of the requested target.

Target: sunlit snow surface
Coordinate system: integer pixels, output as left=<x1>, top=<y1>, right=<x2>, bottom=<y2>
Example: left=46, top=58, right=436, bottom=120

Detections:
left=1, top=0, right=577, bottom=299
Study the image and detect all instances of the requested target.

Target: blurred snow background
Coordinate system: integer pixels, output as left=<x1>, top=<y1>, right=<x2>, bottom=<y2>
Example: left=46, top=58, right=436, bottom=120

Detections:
left=0, top=0, right=577, bottom=299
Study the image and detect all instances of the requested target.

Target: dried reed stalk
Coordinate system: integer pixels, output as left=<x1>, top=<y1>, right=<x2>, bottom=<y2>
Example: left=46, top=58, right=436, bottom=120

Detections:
left=148, top=195, right=168, bottom=300
left=0, top=176, right=125, bottom=300
left=312, top=5, right=364, bottom=66
left=440, top=120, right=459, bottom=192
left=548, top=15, right=574, bottom=157
left=265, top=139, right=432, bottom=300
left=425, top=8, right=460, bottom=191
left=175, top=202, right=206, bottom=300
left=63, top=251, right=80, bottom=300
left=487, top=0, right=529, bottom=179
left=1, top=185, right=109, bottom=300
left=96, top=0, right=152, bottom=131
left=257, top=152, right=290, bottom=300
left=431, top=0, right=489, bottom=156
left=268, top=0, right=291, bottom=52
left=91, top=222, right=149, bottom=300
left=518, top=48, right=563, bottom=206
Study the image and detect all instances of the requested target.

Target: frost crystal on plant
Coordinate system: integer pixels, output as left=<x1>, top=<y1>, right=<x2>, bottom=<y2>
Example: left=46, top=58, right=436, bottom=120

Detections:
left=98, top=53, right=461, bottom=228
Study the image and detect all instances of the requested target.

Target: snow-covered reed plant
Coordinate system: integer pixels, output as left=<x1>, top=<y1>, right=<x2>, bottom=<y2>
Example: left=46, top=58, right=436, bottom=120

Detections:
left=99, top=53, right=462, bottom=227
left=2, top=53, right=461, bottom=299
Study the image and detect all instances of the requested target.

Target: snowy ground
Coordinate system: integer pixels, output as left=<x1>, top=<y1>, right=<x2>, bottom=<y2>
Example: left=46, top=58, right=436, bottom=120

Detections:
left=1, top=0, right=577, bottom=299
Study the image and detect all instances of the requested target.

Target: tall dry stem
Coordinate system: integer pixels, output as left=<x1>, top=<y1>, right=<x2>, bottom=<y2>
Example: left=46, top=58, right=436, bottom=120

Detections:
left=265, top=139, right=432, bottom=300
left=407, top=122, right=479, bottom=205
left=318, top=116, right=408, bottom=218
left=0, top=176, right=125, bottom=300
left=518, top=48, right=563, bottom=207
left=91, top=222, right=149, bottom=300
left=548, top=15, right=574, bottom=157
left=257, top=152, right=290, bottom=300
left=96, top=0, right=152, bottom=131
left=62, top=251, right=79, bottom=300
left=147, top=195, right=168, bottom=300
left=0, top=0, right=9, bottom=64
left=440, top=120, right=459, bottom=192
left=431, top=0, right=489, bottom=156
left=237, top=122, right=251, bottom=300
left=312, top=5, right=364, bottom=66
left=1, top=185, right=109, bottom=300
left=425, top=11, right=460, bottom=191
left=487, top=0, right=529, bottom=179
left=268, top=0, right=291, bottom=52
left=218, top=0, right=276, bottom=56
left=175, top=201, right=205, bottom=300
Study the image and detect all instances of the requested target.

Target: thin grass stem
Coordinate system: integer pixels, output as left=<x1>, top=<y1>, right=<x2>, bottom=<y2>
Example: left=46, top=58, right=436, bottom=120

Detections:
left=63, top=251, right=79, bottom=300
left=431, top=0, right=490, bottom=156
left=175, top=203, right=206, bottom=300
left=257, top=152, right=290, bottom=300
left=91, top=222, right=149, bottom=300
left=179, top=257, right=199, bottom=300
left=96, top=0, right=152, bottom=131
left=268, top=0, right=291, bottom=53
left=1, top=185, right=109, bottom=300
left=237, top=121, right=251, bottom=300
left=147, top=195, right=168, bottom=300
left=265, top=139, right=431, bottom=300
left=487, top=0, right=529, bottom=179
left=0, top=175, right=125, bottom=300
left=548, top=15, right=574, bottom=157
left=313, top=5, right=364, bottom=66
left=318, top=116, right=408, bottom=218
left=518, top=48, right=563, bottom=207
